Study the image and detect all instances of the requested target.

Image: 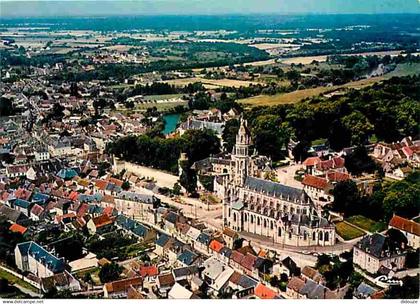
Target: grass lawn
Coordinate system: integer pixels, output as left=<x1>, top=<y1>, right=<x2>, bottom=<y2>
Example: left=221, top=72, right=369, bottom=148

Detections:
left=134, top=100, right=187, bottom=111
left=124, top=242, right=149, bottom=258
left=346, top=215, right=387, bottom=233
left=0, top=269, right=38, bottom=293
left=74, top=267, right=101, bottom=285
left=311, top=138, right=327, bottom=146
left=335, top=222, right=365, bottom=241
left=143, top=94, right=183, bottom=101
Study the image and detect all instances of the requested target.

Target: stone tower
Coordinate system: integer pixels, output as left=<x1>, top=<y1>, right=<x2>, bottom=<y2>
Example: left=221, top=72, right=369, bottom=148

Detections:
left=232, top=118, right=252, bottom=187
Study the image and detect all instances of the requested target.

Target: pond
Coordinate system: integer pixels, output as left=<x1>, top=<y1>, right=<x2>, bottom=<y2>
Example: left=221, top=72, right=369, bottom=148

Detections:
left=162, top=113, right=181, bottom=135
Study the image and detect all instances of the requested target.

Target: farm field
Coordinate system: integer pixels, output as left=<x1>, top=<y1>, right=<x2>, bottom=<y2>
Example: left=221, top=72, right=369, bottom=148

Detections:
left=238, top=62, right=420, bottom=107
left=162, top=77, right=261, bottom=88
left=335, top=222, right=366, bottom=241
left=238, top=86, right=332, bottom=106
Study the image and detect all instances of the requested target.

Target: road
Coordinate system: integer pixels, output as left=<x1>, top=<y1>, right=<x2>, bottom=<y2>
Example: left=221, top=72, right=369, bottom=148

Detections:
left=275, top=163, right=304, bottom=189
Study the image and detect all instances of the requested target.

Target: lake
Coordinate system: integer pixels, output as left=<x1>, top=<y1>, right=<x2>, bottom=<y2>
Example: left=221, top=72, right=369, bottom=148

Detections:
left=162, top=113, right=181, bottom=135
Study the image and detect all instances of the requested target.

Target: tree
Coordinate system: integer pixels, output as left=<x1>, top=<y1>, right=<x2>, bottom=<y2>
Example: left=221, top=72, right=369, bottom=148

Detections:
left=0, top=97, right=15, bottom=116
left=345, top=146, right=379, bottom=176
left=179, top=160, right=197, bottom=195
left=269, top=275, right=280, bottom=287
left=121, top=181, right=130, bottom=190
left=331, top=180, right=360, bottom=215
left=341, top=111, right=373, bottom=146
left=405, top=249, right=419, bottom=269
left=382, top=172, right=420, bottom=221
left=172, top=183, right=181, bottom=195
left=385, top=275, right=419, bottom=299
left=222, top=119, right=240, bottom=153
left=252, top=115, right=291, bottom=161
left=99, top=262, right=122, bottom=283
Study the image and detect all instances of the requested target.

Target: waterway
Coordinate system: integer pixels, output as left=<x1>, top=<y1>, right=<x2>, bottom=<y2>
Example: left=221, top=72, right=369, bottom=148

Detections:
left=162, top=113, right=181, bottom=135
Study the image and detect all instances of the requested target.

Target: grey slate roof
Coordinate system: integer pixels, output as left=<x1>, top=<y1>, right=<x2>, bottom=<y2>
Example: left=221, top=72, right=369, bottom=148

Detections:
left=16, top=241, right=65, bottom=273
left=156, top=233, right=171, bottom=247
left=355, top=282, right=377, bottom=298
left=177, top=250, right=198, bottom=266
left=14, top=199, right=31, bottom=209
left=0, top=205, right=27, bottom=222
left=173, top=266, right=199, bottom=279
left=117, top=191, right=157, bottom=204
left=356, top=233, right=404, bottom=259
left=237, top=274, right=258, bottom=289
left=244, top=176, right=307, bottom=203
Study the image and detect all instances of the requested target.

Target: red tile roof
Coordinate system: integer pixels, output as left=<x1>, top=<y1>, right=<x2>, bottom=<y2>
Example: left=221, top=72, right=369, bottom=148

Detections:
left=254, top=283, right=278, bottom=299
left=302, top=174, right=329, bottom=190
left=240, top=253, right=257, bottom=271
left=231, top=250, right=244, bottom=264
left=287, top=276, right=305, bottom=292
left=139, top=266, right=159, bottom=278
left=389, top=215, right=420, bottom=236
left=103, top=206, right=114, bottom=217
left=229, top=271, right=241, bottom=285
left=326, top=171, right=350, bottom=182
left=303, top=157, right=321, bottom=166
left=30, top=204, right=44, bottom=217
left=104, top=276, right=143, bottom=294
left=108, top=177, right=123, bottom=187
left=77, top=203, right=89, bottom=217
left=95, top=179, right=108, bottom=191
left=209, top=240, right=224, bottom=253
left=15, top=188, right=32, bottom=200
left=317, top=157, right=345, bottom=171
left=92, top=214, right=114, bottom=228
left=9, top=223, right=27, bottom=234
left=68, top=191, right=79, bottom=201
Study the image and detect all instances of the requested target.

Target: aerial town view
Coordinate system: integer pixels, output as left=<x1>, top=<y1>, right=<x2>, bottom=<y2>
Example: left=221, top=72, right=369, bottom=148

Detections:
left=0, top=0, right=419, bottom=302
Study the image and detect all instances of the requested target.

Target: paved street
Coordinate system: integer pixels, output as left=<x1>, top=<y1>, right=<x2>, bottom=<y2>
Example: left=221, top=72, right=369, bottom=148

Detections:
left=275, top=163, right=304, bottom=189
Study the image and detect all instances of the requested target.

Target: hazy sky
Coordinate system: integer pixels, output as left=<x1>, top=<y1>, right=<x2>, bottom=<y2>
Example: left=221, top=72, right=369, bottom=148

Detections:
left=1, top=0, right=420, bottom=17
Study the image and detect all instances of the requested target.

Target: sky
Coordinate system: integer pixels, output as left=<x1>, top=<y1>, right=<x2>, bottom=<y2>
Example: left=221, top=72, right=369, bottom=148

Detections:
left=1, top=0, right=420, bottom=17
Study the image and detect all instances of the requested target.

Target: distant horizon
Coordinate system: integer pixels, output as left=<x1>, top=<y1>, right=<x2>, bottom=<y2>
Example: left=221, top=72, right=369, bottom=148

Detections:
left=3, top=12, right=420, bottom=19
left=1, top=0, right=420, bottom=18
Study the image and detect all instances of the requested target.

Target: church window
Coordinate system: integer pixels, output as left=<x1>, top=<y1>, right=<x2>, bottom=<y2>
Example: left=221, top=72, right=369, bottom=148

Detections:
left=304, top=232, right=307, bottom=241
left=257, top=217, right=260, bottom=226
left=263, top=219, right=267, bottom=228
left=233, top=213, right=237, bottom=222
left=278, top=228, right=282, bottom=237
left=244, top=214, right=247, bottom=222
left=270, top=221, right=274, bottom=230
left=251, top=215, right=254, bottom=224
left=319, top=232, right=323, bottom=241
left=325, top=232, right=329, bottom=242
left=312, top=232, right=316, bottom=241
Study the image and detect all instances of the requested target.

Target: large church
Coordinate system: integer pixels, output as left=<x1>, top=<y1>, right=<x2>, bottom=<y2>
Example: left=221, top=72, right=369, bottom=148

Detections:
left=218, top=118, right=336, bottom=247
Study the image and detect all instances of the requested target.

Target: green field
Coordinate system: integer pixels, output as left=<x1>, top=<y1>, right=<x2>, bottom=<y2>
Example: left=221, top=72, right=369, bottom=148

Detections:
left=0, top=268, right=39, bottom=293
left=143, top=94, right=183, bottom=101
left=346, top=215, right=387, bottom=233
left=384, top=63, right=420, bottom=78
left=238, top=62, right=420, bottom=107
left=335, top=222, right=365, bottom=240
left=135, top=100, right=187, bottom=111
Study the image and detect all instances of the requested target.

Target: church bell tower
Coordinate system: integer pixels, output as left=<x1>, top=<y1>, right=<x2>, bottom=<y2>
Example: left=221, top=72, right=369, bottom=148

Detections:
left=232, top=118, right=251, bottom=187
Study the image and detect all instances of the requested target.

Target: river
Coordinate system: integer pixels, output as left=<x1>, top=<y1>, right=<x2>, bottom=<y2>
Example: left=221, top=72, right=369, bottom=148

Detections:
left=162, top=113, right=181, bottom=135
